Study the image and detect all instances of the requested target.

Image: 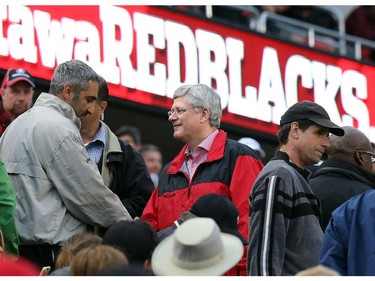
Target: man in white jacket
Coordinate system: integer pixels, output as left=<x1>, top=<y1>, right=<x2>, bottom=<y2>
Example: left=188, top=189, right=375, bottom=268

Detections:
left=0, top=60, right=131, bottom=270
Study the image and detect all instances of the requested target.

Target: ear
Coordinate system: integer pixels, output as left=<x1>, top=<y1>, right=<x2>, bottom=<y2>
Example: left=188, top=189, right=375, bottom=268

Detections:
left=354, top=150, right=364, bottom=166
left=61, top=83, right=74, bottom=101
left=99, top=101, right=108, bottom=113
left=200, top=108, right=210, bottom=123
left=290, top=121, right=300, bottom=139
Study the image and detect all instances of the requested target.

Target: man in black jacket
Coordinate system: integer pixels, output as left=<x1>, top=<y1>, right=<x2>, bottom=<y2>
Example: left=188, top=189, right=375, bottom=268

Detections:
left=80, top=76, right=154, bottom=220
left=309, top=126, right=375, bottom=230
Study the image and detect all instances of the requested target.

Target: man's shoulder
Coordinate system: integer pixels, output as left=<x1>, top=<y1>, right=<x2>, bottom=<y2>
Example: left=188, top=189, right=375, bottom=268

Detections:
left=3, top=105, right=76, bottom=138
left=262, top=158, right=293, bottom=173
left=252, top=160, right=300, bottom=188
left=344, top=190, right=375, bottom=210
left=31, top=108, right=77, bottom=134
left=331, top=190, right=375, bottom=225
left=100, top=122, right=124, bottom=146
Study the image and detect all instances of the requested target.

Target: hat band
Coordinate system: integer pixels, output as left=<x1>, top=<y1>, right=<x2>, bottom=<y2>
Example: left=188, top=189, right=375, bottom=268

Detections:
left=172, top=250, right=224, bottom=270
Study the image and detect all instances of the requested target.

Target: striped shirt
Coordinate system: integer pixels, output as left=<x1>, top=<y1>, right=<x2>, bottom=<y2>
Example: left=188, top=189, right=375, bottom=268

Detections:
left=84, top=124, right=106, bottom=165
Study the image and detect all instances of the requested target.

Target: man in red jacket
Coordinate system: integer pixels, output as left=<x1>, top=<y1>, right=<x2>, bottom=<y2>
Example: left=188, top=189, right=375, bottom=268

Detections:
left=141, top=83, right=264, bottom=275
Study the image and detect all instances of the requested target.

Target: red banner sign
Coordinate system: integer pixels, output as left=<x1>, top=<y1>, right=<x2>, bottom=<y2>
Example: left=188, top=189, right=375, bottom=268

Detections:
left=1, top=5, right=374, bottom=141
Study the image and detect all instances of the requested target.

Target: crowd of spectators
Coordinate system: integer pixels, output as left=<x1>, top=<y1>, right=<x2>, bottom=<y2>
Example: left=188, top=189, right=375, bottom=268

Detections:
left=173, top=5, right=375, bottom=63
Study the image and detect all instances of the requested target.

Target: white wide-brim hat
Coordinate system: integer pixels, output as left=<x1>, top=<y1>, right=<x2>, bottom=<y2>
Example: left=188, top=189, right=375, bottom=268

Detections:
left=151, top=217, right=244, bottom=276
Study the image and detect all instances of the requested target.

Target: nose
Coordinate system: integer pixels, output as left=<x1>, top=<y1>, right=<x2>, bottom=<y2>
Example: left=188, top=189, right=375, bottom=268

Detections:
left=322, top=136, right=330, bottom=148
left=168, top=111, right=177, bottom=122
left=87, top=104, right=94, bottom=114
left=16, top=92, right=26, bottom=101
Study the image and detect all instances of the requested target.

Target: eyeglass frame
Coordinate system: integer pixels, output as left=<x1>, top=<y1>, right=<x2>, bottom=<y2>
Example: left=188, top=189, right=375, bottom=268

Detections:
left=167, top=106, right=202, bottom=117
left=354, top=149, right=375, bottom=163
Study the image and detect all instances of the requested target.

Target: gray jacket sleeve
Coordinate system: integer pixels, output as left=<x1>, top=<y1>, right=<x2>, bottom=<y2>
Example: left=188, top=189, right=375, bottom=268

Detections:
left=46, top=133, right=132, bottom=227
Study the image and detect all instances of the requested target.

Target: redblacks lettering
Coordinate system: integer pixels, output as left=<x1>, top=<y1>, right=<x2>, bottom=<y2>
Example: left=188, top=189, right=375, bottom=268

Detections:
left=0, top=4, right=374, bottom=141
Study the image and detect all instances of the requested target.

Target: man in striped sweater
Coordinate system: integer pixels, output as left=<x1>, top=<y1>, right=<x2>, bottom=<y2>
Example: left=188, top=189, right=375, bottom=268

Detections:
left=247, top=101, right=344, bottom=276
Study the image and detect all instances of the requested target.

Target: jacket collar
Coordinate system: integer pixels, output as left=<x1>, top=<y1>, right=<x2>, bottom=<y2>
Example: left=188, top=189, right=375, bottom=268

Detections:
left=34, top=93, right=81, bottom=129
left=168, top=129, right=226, bottom=174
left=101, top=121, right=123, bottom=165
left=312, top=159, right=375, bottom=187
left=273, top=151, right=311, bottom=180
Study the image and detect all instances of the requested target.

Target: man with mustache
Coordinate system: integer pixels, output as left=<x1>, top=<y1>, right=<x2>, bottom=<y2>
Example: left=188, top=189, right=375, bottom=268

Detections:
left=0, top=60, right=132, bottom=270
left=79, top=76, right=154, bottom=221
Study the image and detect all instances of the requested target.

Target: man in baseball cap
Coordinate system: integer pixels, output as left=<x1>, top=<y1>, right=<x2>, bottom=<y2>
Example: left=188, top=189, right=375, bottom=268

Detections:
left=280, top=100, right=344, bottom=136
left=0, top=68, right=35, bottom=136
left=248, top=100, right=344, bottom=276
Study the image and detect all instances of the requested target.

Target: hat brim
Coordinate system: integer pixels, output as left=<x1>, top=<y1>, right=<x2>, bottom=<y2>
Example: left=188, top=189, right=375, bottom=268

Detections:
left=151, top=232, right=244, bottom=276
left=6, top=77, right=35, bottom=88
left=309, top=118, right=344, bottom=136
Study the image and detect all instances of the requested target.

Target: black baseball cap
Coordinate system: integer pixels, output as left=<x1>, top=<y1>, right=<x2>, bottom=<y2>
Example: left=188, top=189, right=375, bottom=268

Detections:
left=280, top=100, right=344, bottom=136
left=190, top=194, right=247, bottom=245
left=102, top=220, right=157, bottom=263
left=1, top=68, right=35, bottom=89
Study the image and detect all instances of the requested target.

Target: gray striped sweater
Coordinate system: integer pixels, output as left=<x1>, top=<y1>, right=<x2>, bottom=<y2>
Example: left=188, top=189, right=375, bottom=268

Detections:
left=247, top=151, right=323, bottom=276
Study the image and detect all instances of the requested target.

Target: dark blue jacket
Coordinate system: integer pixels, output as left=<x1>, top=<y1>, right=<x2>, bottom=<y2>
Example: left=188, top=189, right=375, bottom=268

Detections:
left=320, top=190, right=375, bottom=275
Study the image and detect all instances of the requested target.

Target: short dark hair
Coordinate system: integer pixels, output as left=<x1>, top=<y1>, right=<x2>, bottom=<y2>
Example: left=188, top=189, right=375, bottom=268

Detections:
left=115, top=125, right=142, bottom=145
left=277, top=119, right=315, bottom=145
left=140, top=144, right=161, bottom=155
left=97, top=76, right=109, bottom=103
left=102, top=220, right=158, bottom=263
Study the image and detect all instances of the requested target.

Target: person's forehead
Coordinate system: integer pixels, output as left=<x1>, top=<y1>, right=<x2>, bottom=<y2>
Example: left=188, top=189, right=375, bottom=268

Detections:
left=122, top=135, right=136, bottom=142
left=172, top=95, right=189, bottom=106
left=144, top=150, right=161, bottom=158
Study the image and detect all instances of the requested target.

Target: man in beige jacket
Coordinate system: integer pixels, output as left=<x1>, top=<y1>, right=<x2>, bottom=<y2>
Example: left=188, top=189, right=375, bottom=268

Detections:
left=0, top=60, right=131, bottom=270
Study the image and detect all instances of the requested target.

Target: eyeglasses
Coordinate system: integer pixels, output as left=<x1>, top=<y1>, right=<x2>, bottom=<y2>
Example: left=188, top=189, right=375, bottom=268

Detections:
left=167, top=107, right=200, bottom=117
left=354, top=149, right=375, bottom=163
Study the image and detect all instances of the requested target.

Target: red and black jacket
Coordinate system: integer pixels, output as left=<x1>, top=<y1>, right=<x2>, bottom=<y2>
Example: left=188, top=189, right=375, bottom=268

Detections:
left=142, top=130, right=264, bottom=275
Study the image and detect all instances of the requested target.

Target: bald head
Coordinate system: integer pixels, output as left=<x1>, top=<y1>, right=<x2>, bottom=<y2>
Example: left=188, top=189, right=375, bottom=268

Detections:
left=327, top=126, right=373, bottom=173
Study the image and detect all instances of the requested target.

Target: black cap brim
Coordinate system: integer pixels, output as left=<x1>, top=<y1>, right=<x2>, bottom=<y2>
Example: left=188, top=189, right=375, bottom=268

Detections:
left=309, top=118, right=344, bottom=136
